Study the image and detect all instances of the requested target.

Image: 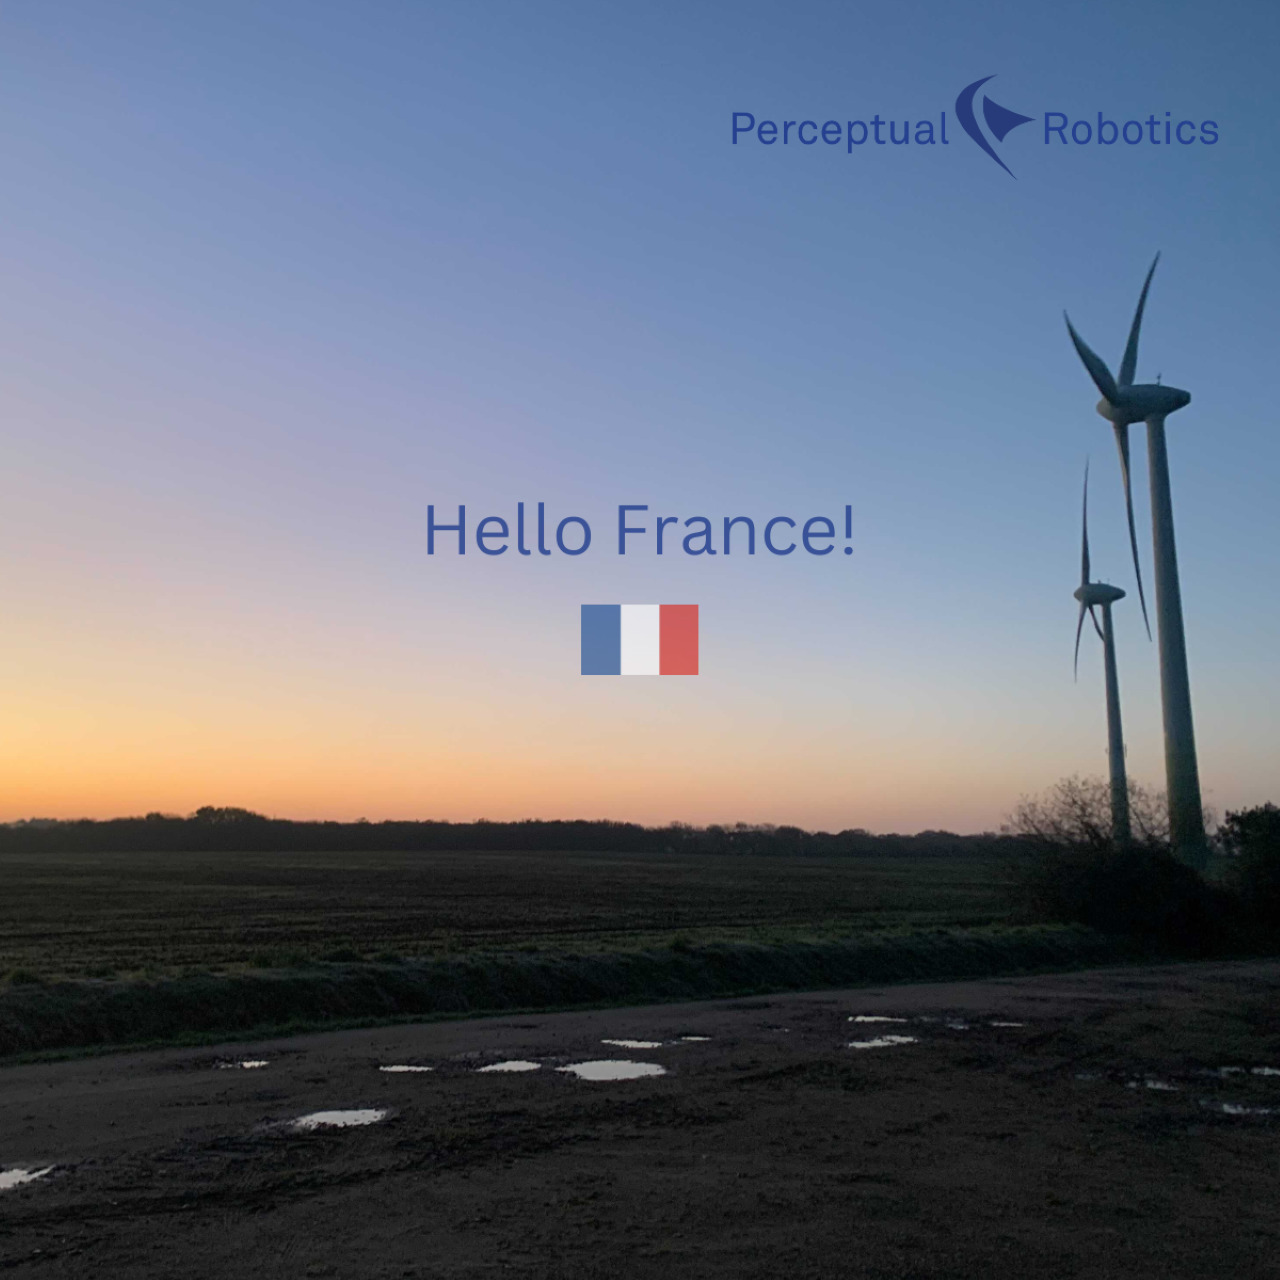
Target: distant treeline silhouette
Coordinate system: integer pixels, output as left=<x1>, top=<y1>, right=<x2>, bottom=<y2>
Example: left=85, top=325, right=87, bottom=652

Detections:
left=0, top=807, right=1018, bottom=857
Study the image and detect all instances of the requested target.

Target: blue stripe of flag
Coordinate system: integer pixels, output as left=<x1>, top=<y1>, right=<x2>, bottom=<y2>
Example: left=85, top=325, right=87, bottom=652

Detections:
left=580, top=604, right=621, bottom=674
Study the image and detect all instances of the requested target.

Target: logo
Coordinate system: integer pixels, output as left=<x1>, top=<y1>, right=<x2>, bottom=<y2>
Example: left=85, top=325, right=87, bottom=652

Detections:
left=954, top=75, right=1034, bottom=178
left=728, top=76, right=1218, bottom=179
left=581, top=605, right=699, bottom=676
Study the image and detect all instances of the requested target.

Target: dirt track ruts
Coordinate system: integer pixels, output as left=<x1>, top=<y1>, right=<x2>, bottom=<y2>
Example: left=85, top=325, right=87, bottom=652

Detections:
left=2, top=960, right=1278, bottom=1278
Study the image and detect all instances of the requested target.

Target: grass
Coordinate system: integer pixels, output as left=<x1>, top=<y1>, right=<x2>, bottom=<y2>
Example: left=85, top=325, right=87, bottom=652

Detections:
left=0, top=925, right=1155, bottom=1060
left=0, top=844, right=1213, bottom=1059
left=0, top=846, right=1014, bottom=982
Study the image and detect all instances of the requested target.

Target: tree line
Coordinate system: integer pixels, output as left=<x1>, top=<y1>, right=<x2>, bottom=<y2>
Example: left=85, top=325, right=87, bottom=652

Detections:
left=0, top=808, right=1019, bottom=857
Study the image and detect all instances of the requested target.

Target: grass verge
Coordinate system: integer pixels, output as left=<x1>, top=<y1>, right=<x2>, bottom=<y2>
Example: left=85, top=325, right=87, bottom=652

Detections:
left=0, top=925, right=1168, bottom=1061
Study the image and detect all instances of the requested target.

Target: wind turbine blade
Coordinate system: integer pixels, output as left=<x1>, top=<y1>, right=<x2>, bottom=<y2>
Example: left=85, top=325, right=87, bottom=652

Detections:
left=1074, top=601, right=1087, bottom=680
left=1064, top=313, right=1119, bottom=404
left=1080, top=461, right=1091, bottom=588
left=1113, top=422, right=1152, bottom=639
left=1119, top=253, right=1160, bottom=388
left=1090, top=603, right=1104, bottom=641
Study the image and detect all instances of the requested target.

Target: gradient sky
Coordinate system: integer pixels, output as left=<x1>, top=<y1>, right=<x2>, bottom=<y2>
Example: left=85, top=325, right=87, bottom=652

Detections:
left=2, top=0, right=1277, bottom=831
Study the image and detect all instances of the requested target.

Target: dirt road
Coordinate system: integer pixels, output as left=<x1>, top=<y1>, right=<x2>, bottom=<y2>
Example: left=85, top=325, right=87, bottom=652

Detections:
left=2, top=961, right=1278, bottom=1278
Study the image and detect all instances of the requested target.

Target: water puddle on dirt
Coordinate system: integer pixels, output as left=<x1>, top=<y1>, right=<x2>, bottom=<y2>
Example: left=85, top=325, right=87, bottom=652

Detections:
left=475, top=1060, right=541, bottom=1074
left=848, top=1016, right=909, bottom=1024
left=558, top=1060, right=667, bottom=1081
left=218, top=1060, right=269, bottom=1070
left=379, top=1065, right=434, bottom=1073
left=944, top=1021, right=970, bottom=1031
left=990, top=1021, right=1025, bottom=1028
left=847, top=1035, right=918, bottom=1050
left=1252, top=1067, right=1280, bottom=1077
left=1202, top=1100, right=1275, bottom=1117
left=679, top=1036, right=711, bottom=1042
left=600, top=1039, right=663, bottom=1049
left=1127, top=1079, right=1180, bottom=1092
left=291, top=1109, right=388, bottom=1131
left=0, top=1168, right=53, bottom=1191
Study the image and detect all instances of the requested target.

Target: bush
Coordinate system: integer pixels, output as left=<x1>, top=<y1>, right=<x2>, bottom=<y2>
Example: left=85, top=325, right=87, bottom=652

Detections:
left=1003, top=777, right=1228, bottom=952
left=1220, top=804, right=1280, bottom=930
left=1009, top=843, right=1228, bottom=952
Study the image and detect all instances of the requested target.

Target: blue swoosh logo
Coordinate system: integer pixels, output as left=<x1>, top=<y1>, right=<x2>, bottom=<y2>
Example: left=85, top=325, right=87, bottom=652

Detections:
left=956, top=75, right=1016, bottom=178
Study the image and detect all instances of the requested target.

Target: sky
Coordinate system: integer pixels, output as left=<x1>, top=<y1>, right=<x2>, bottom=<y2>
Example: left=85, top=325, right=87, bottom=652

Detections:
left=1, top=0, right=1277, bottom=832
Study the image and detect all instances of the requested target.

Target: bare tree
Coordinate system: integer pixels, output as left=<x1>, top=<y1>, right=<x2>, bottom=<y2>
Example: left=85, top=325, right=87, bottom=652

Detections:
left=1000, top=776, right=1226, bottom=948
left=1003, top=775, right=1182, bottom=853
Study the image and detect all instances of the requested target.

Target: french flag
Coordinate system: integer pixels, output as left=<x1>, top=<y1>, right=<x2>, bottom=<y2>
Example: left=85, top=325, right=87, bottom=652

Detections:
left=581, top=604, right=698, bottom=675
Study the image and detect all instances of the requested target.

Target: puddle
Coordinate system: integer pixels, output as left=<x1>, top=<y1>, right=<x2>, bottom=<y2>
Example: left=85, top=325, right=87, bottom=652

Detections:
left=557, top=1060, right=667, bottom=1081
left=849, top=1015, right=908, bottom=1024
left=379, top=1065, right=434, bottom=1073
left=1127, top=1079, right=1180, bottom=1092
left=0, top=1167, right=54, bottom=1191
left=1073, top=1072, right=1102, bottom=1081
left=944, top=1021, right=970, bottom=1031
left=679, top=1036, right=711, bottom=1042
left=1201, top=1066, right=1280, bottom=1080
left=847, top=1035, right=918, bottom=1050
left=600, top=1039, right=663, bottom=1049
left=475, top=1060, right=541, bottom=1073
left=218, top=1060, right=269, bottom=1070
left=1202, top=1100, right=1274, bottom=1117
left=290, top=1109, right=388, bottom=1131
left=990, top=1021, right=1025, bottom=1028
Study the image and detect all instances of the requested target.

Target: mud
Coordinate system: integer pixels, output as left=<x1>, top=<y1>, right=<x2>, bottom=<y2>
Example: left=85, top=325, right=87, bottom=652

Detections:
left=1, top=960, right=1278, bottom=1278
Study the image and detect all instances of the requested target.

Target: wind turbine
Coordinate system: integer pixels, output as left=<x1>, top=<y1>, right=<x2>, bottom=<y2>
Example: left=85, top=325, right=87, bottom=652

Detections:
left=1074, top=464, right=1131, bottom=848
left=1063, top=254, right=1207, bottom=868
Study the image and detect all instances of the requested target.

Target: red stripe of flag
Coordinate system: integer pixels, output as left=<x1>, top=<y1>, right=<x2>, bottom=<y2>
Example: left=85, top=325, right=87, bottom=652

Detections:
left=659, top=604, right=698, bottom=675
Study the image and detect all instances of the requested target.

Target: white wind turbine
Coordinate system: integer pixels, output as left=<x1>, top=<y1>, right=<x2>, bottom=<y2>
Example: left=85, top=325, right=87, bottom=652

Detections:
left=1063, top=254, right=1207, bottom=867
left=1074, top=463, right=1130, bottom=848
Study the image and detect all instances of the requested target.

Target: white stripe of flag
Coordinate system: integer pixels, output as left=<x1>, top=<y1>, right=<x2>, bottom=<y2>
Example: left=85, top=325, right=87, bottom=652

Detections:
left=619, top=604, right=660, bottom=675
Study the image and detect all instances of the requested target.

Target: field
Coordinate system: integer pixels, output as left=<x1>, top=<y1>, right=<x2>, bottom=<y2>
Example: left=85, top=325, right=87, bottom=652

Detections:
left=2, top=845, right=1161, bottom=1059
left=0, top=847, right=1016, bottom=982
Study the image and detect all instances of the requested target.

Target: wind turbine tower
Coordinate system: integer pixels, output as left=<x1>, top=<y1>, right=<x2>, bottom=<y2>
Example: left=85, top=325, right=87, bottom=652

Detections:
left=1074, top=465, right=1131, bottom=847
left=1064, top=255, right=1207, bottom=868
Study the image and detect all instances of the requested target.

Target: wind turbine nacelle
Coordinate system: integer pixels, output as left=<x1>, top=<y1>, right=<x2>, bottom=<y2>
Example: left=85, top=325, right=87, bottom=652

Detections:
left=1075, top=582, right=1126, bottom=607
left=1096, top=384, right=1191, bottom=425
